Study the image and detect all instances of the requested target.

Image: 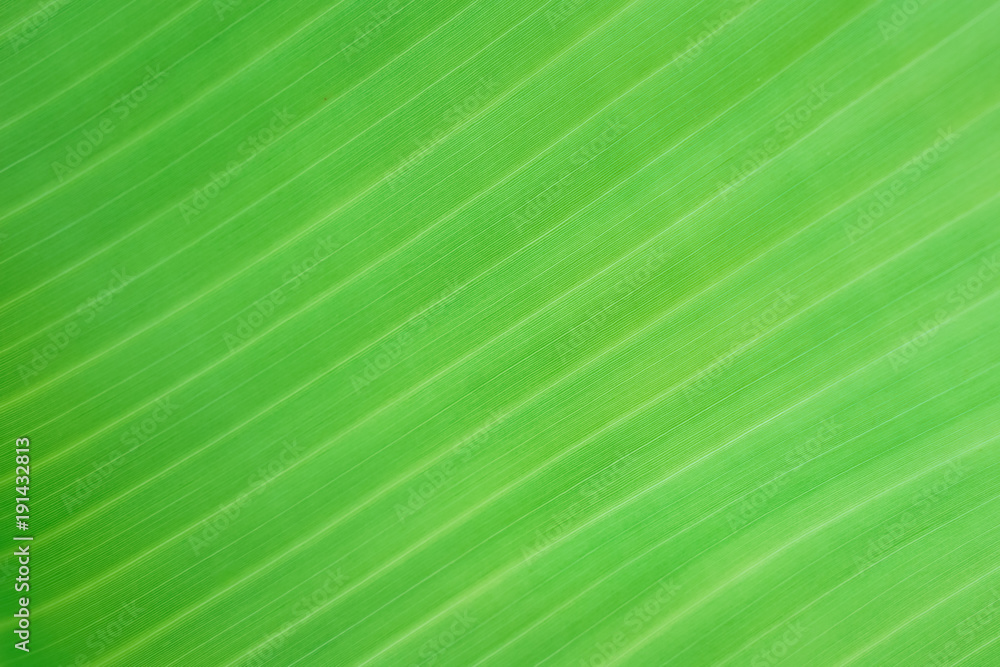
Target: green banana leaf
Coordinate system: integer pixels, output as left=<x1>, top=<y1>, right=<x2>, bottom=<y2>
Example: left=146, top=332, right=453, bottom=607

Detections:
left=2, top=0, right=999, bottom=664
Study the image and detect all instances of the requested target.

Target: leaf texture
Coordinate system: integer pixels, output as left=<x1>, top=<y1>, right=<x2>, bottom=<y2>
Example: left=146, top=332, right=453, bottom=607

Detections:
left=1, top=0, right=999, bottom=665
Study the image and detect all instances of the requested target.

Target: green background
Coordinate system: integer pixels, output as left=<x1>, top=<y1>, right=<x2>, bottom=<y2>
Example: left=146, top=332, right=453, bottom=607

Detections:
left=1, top=0, right=999, bottom=664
